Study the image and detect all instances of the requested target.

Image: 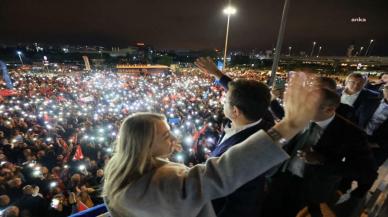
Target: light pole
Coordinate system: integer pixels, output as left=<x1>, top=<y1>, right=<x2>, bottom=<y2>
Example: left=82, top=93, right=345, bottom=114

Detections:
left=222, top=5, right=236, bottom=70
left=365, top=39, right=374, bottom=56
left=316, top=46, right=322, bottom=57
left=288, top=46, right=292, bottom=56
left=358, top=46, right=364, bottom=56
left=17, top=51, right=24, bottom=65
left=310, top=41, right=316, bottom=57
left=269, top=0, right=291, bottom=86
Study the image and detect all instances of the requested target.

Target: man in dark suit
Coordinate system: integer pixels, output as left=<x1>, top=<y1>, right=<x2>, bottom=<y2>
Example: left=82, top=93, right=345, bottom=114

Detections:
left=195, top=57, right=274, bottom=217
left=262, top=88, right=377, bottom=217
left=340, top=72, right=381, bottom=128
left=261, top=76, right=358, bottom=123
left=366, top=72, right=388, bottom=93
left=317, top=77, right=357, bottom=123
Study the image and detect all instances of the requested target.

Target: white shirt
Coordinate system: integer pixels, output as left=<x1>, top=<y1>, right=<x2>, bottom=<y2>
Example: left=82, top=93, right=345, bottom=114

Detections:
left=315, top=115, right=335, bottom=131
left=341, top=90, right=361, bottom=107
left=219, top=119, right=262, bottom=145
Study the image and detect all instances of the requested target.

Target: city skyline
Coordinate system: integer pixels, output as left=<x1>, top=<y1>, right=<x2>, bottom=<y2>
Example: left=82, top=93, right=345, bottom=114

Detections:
left=1, top=0, right=387, bottom=56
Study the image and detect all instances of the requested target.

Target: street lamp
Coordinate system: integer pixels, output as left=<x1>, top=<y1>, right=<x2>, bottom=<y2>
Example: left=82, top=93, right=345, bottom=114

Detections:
left=357, top=46, right=364, bottom=56
left=17, top=51, right=24, bottom=65
left=316, top=46, right=322, bottom=57
left=222, top=5, right=236, bottom=70
left=288, top=46, right=292, bottom=56
left=365, top=39, right=374, bottom=56
left=310, top=41, right=316, bottom=57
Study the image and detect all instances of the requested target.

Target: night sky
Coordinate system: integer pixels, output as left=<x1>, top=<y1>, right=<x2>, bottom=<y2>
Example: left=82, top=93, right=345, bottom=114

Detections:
left=1, top=0, right=387, bottom=55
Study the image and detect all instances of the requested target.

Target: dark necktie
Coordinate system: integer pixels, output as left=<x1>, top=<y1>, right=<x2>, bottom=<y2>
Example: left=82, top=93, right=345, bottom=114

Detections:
left=281, top=122, right=321, bottom=172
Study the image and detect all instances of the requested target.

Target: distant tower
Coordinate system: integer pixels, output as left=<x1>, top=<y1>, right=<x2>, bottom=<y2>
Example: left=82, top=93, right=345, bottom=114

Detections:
left=82, top=56, right=91, bottom=71
left=347, top=44, right=355, bottom=57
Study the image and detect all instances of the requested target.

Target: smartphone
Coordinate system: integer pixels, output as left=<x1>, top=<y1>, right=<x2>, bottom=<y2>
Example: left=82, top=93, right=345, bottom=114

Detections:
left=51, top=198, right=60, bottom=209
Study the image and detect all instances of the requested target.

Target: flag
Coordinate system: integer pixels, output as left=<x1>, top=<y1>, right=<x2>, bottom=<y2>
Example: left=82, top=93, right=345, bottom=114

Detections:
left=0, top=89, right=17, bottom=97
left=77, top=200, right=89, bottom=211
left=56, top=138, right=68, bottom=150
left=192, top=124, right=208, bottom=153
left=73, top=145, right=84, bottom=161
left=0, top=60, right=13, bottom=89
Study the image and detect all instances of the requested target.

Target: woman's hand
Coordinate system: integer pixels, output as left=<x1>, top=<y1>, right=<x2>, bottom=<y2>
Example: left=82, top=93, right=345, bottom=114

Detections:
left=272, top=72, right=321, bottom=140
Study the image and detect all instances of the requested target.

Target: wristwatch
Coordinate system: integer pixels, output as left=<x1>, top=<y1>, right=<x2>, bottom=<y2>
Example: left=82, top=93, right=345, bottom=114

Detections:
left=266, top=128, right=288, bottom=146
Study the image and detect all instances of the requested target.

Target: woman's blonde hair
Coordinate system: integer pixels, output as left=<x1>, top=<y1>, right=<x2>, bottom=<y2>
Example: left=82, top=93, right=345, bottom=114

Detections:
left=102, top=112, right=166, bottom=200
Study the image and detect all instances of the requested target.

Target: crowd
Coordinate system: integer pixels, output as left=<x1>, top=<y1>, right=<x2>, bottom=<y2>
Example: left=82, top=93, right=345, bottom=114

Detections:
left=0, top=61, right=387, bottom=217
left=0, top=69, right=229, bottom=216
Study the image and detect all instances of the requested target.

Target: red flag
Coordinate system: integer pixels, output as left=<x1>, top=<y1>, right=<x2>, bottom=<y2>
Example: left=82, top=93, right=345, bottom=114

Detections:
left=192, top=124, right=208, bottom=152
left=77, top=200, right=89, bottom=211
left=0, top=89, right=17, bottom=97
left=56, top=138, right=68, bottom=150
left=73, top=145, right=84, bottom=161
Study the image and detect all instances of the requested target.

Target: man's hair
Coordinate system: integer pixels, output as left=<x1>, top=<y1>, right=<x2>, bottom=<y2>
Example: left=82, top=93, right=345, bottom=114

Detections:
left=347, top=72, right=367, bottom=82
left=228, top=79, right=270, bottom=121
left=318, top=77, right=337, bottom=92
left=379, top=72, right=388, bottom=79
left=319, top=88, right=340, bottom=109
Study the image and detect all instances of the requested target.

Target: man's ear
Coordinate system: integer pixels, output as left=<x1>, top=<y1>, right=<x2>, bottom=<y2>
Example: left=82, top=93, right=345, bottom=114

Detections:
left=232, top=105, right=241, bottom=119
left=324, top=106, right=336, bottom=115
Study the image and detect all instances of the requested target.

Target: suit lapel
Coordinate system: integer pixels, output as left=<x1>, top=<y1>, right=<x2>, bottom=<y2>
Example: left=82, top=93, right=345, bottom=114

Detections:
left=212, top=120, right=272, bottom=157
left=352, top=90, right=365, bottom=109
left=314, top=116, right=341, bottom=151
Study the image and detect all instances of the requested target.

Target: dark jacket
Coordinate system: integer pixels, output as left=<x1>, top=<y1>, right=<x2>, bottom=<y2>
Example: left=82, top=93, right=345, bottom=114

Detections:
left=349, top=88, right=381, bottom=128
left=213, top=75, right=280, bottom=216
left=282, top=115, right=377, bottom=201
left=211, top=119, right=273, bottom=217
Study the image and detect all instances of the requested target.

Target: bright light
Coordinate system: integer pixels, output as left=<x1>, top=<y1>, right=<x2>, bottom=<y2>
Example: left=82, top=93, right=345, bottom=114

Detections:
left=50, top=182, right=57, bottom=188
left=79, top=165, right=86, bottom=171
left=173, top=129, right=181, bottom=136
left=32, top=170, right=41, bottom=177
left=184, top=136, right=193, bottom=145
left=17, top=51, right=22, bottom=55
left=223, top=6, right=237, bottom=15
left=206, top=137, right=215, bottom=143
left=176, top=154, right=184, bottom=162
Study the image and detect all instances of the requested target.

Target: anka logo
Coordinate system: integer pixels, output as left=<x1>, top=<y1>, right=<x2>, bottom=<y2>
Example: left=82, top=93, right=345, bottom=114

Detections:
left=351, top=17, right=367, bottom=23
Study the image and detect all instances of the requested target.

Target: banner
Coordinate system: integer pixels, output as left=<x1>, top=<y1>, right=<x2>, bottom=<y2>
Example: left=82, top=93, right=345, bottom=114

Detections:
left=0, top=60, right=13, bottom=89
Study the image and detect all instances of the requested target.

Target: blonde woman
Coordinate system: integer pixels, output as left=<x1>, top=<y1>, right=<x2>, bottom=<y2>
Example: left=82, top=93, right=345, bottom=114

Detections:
left=103, top=72, right=321, bottom=217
